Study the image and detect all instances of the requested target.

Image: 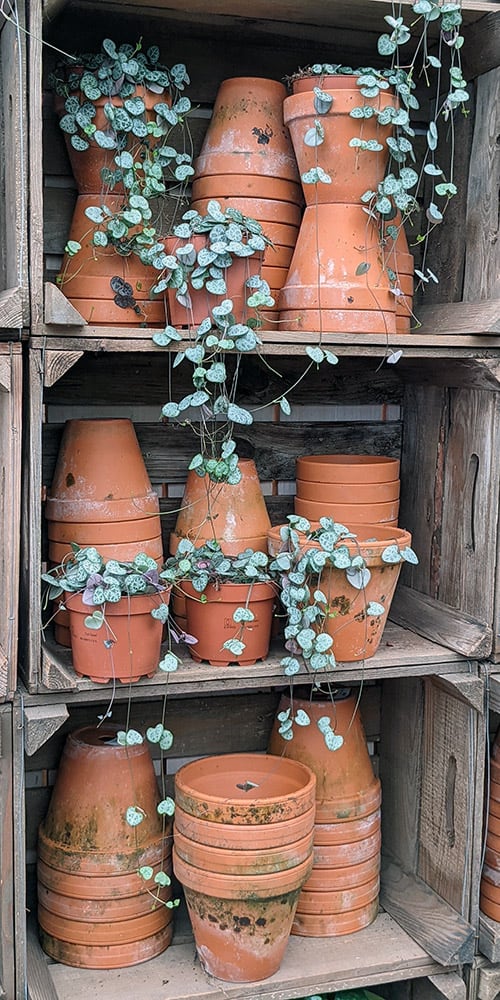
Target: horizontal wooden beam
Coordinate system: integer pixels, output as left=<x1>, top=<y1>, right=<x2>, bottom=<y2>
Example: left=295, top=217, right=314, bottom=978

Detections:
left=390, top=585, right=493, bottom=659
left=0, top=287, right=23, bottom=329
left=381, top=857, right=475, bottom=965
left=416, top=299, right=500, bottom=336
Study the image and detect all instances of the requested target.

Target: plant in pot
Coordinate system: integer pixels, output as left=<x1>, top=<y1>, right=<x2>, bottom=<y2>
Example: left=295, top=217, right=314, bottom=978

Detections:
left=50, top=38, right=194, bottom=324
left=281, top=1, right=469, bottom=336
left=160, top=538, right=277, bottom=666
left=41, top=545, right=195, bottom=682
left=267, top=515, right=418, bottom=746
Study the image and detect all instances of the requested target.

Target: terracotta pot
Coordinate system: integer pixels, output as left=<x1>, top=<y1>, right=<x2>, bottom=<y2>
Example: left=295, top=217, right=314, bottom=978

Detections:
left=487, top=830, right=500, bottom=854
left=174, top=802, right=317, bottom=849
left=66, top=591, right=166, bottom=683
left=268, top=522, right=412, bottom=662
left=191, top=195, right=302, bottom=228
left=490, top=779, right=500, bottom=802
left=480, top=895, right=500, bottom=923
left=490, top=758, right=500, bottom=782
left=294, top=496, right=399, bottom=526
left=313, top=811, right=381, bottom=844
left=181, top=580, right=275, bottom=666
left=296, top=454, right=400, bottom=484
left=192, top=174, right=301, bottom=204
left=57, top=196, right=165, bottom=326
left=54, top=88, right=163, bottom=195
left=485, top=846, right=500, bottom=872
left=173, top=846, right=313, bottom=982
left=283, top=79, right=397, bottom=205
left=296, top=876, right=379, bottom=915
left=381, top=215, right=415, bottom=332
left=195, top=77, right=300, bottom=183
left=279, top=203, right=397, bottom=335
left=165, top=234, right=264, bottom=327
left=174, top=753, right=316, bottom=825
left=268, top=693, right=381, bottom=822
left=304, top=853, right=380, bottom=892
left=296, top=479, right=400, bottom=504
left=480, top=875, right=500, bottom=903
left=492, top=730, right=500, bottom=762
left=173, top=827, right=314, bottom=875
left=38, top=725, right=173, bottom=968
left=292, top=897, right=379, bottom=937
left=46, top=419, right=160, bottom=523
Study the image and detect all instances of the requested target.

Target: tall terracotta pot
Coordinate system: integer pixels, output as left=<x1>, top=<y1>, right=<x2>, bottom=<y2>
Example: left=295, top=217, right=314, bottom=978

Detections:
left=268, top=522, right=412, bottom=662
left=180, top=580, right=275, bottom=666
left=173, top=752, right=315, bottom=981
left=38, top=725, right=173, bottom=968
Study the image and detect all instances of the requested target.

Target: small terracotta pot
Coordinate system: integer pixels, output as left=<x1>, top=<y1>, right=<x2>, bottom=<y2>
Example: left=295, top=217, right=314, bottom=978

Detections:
left=173, top=846, right=313, bottom=982
left=268, top=522, right=412, bottom=662
left=174, top=802, right=317, bottom=850
left=57, top=196, right=165, bottom=326
left=279, top=203, right=397, bottom=335
left=38, top=725, right=173, bottom=968
left=268, top=693, right=381, bottom=823
left=66, top=591, right=165, bottom=683
left=283, top=80, right=397, bottom=205
left=304, top=853, right=380, bottom=892
left=312, top=829, right=381, bottom=868
left=173, top=827, right=314, bottom=875
left=292, top=897, right=379, bottom=937
left=295, top=479, right=400, bottom=504
left=181, top=580, right=275, bottom=666
left=313, top=811, right=381, bottom=844
left=294, top=495, right=399, bottom=526
left=174, top=753, right=316, bottom=825
left=296, top=454, right=400, bottom=485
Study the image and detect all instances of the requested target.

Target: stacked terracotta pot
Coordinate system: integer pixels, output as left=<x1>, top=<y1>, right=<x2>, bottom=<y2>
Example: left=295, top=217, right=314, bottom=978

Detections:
left=45, top=418, right=164, bottom=652
left=269, top=692, right=381, bottom=935
left=480, top=731, right=500, bottom=920
left=279, top=75, right=398, bottom=334
left=169, top=457, right=271, bottom=630
left=190, top=77, right=303, bottom=318
left=173, top=752, right=316, bottom=982
left=294, top=453, right=401, bottom=526
left=38, top=725, right=174, bottom=969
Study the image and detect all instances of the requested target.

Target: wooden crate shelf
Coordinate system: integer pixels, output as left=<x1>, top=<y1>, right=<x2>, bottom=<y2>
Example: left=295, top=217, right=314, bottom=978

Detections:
left=0, top=343, right=22, bottom=702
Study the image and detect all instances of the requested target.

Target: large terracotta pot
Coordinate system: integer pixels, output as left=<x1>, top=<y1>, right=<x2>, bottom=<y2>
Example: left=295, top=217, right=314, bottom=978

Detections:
left=173, top=752, right=315, bottom=981
left=283, top=77, right=397, bottom=205
left=268, top=522, right=412, bottom=662
left=66, top=591, right=166, bottom=683
left=38, top=725, right=173, bottom=968
left=279, top=203, right=397, bottom=335
left=180, top=580, right=275, bottom=666
left=57, top=195, right=165, bottom=326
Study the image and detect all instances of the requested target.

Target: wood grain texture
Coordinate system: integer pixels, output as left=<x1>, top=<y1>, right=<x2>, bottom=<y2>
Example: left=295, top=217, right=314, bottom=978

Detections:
left=462, top=11, right=500, bottom=78
left=416, top=301, right=500, bottom=335
left=479, top=912, right=500, bottom=963
left=0, top=287, right=23, bottom=329
left=44, top=284, right=86, bottom=327
left=28, top=0, right=45, bottom=331
left=0, top=345, right=22, bottom=701
left=380, top=677, right=423, bottom=874
left=463, top=68, right=500, bottom=301
left=0, top=13, right=28, bottom=326
left=0, top=706, right=14, bottom=1000
left=390, top=585, right=492, bottom=659
left=23, top=704, right=69, bottom=757
left=380, top=859, right=475, bottom=965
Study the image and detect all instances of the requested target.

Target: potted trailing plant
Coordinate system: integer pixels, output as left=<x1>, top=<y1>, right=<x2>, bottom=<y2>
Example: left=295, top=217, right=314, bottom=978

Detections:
left=41, top=545, right=194, bottom=682
left=281, top=1, right=469, bottom=335
left=267, top=515, right=418, bottom=745
left=50, top=38, right=194, bottom=323
left=160, top=538, right=277, bottom=665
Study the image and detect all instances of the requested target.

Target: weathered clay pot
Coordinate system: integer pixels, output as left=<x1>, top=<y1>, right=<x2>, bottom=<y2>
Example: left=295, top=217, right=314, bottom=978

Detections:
left=181, top=580, right=275, bottom=666
left=296, top=454, right=400, bottom=484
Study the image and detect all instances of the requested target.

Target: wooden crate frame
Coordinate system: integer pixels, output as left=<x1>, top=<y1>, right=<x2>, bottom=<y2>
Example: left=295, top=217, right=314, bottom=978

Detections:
left=19, top=672, right=484, bottom=999
left=0, top=701, right=26, bottom=1000
left=0, top=6, right=29, bottom=331
left=0, top=344, right=22, bottom=701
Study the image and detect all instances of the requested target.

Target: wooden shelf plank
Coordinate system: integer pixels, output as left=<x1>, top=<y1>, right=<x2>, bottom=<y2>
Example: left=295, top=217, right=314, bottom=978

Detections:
left=479, top=912, right=500, bottom=964
left=390, top=585, right=493, bottom=659
left=46, top=911, right=445, bottom=1000
left=31, top=621, right=469, bottom=703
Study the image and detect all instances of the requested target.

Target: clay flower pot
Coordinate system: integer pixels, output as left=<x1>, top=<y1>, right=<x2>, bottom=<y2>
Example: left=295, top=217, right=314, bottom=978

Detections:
left=38, top=725, right=173, bottom=968
left=191, top=194, right=302, bottom=228
left=294, top=495, right=399, bottom=526
left=296, top=454, right=400, bottom=484
left=66, top=591, right=166, bottom=684
left=174, top=802, right=317, bottom=849
left=268, top=522, right=412, bottom=662
left=180, top=580, right=275, bottom=666
left=173, top=752, right=315, bottom=981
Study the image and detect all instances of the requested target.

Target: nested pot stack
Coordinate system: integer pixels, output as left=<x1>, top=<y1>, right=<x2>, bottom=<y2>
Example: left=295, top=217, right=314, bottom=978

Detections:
left=268, top=692, right=381, bottom=935
left=37, top=725, right=174, bottom=969
left=480, top=730, right=500, bottom=920
left=45, top=418, right=164, bottom=655
left=173, top=752, right=316, bottom=982
left=279, top=75, right=399, bottom=335
left=191, top=77, right=304, bottom=317
left=294, top=453, right=401, bottom=526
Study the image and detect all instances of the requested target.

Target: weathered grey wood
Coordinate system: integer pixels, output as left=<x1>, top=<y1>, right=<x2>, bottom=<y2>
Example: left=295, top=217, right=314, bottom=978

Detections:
left=416, top=301, right=500, bottom=335
left=380, top=678, right=423, bottom=874
left=418, top=678, right=480, bottom=915
left=0, top=706, right=14, bottom=1000
left=44, top=284, right=86, bottom=327
left=479, top=912, right=500, bottom=964
left=43, top=349, right=84, bottom=388
left=27, top=918, right=59, bottom=1000
left=477, top=956, right=500, bottom=1000
left=18, top=350, right=44, bottom=693
left=380, top=859, right=475, bottom=965
left=12, top=699, right=27, bottom=1000
left=0, top=344, right=22, bottom=700
left=462, top=12, right=500, bottom=78
left=48, top=909, right=444, bottom=1000
left=28, top=0, right=44, bottom=332
left=0, top=11, right=28, bottom=326
left=463, top=68, right=500, bottom=302
left=0, top=287, right=23, bottom=329
left=485, top=673, right=500, bottom=715
left=427, top=974, right=467, bottom=1000
left=432, top=673, right=484, bottom=715
left=23, top=704, right=69, bottom=756
left=390, top=585, right=493, bottom=659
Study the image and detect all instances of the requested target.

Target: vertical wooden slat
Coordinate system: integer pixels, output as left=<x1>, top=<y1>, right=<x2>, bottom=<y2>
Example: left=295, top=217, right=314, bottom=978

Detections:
left=0, top=344, right=22, bottom=701
left=463, top=67, right=500, bottom=302
left=380, top=676, right=424, bottom=873
left=19, top=349, right=44, bottom=692
left=0, top=705, right=14, bottom=1000
left=28, top=0, right=45, bottom=331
